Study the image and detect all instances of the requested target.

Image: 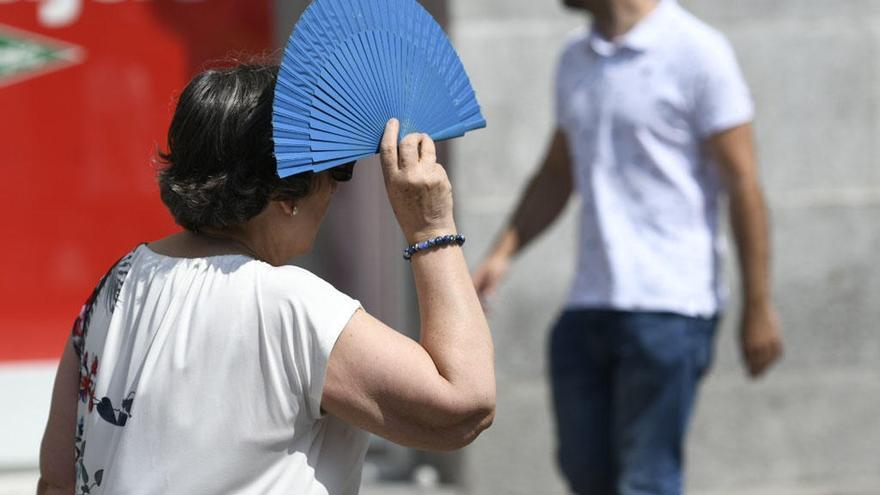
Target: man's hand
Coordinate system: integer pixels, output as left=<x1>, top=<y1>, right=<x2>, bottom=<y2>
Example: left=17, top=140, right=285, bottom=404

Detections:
left=473, top=253, right=511, bottom=304
left=740, top=302, right=783, bottom=378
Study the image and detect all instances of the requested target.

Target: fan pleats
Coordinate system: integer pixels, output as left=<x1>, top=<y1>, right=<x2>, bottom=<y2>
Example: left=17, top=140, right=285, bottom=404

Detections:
left=273, top=0, right=487, bottom=178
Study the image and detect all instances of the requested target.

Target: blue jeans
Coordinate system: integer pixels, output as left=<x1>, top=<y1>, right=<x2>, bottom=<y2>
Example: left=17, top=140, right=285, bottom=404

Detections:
left=549, top=309, right=718, bottom=495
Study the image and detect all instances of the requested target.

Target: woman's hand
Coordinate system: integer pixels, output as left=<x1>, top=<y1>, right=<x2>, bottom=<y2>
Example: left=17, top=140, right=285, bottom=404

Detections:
left=379, top=119, right=457, bottom=244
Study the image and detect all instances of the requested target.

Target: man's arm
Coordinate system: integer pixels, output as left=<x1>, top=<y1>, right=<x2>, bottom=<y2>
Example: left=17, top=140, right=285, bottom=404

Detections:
left=473, top=128, right=573, bottom=300
left=709, top=123, right=783, bottom=378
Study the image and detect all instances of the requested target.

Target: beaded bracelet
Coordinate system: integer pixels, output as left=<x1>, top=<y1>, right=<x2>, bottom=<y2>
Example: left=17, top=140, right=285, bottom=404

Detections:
left=403, top=234, right=466, bottom=261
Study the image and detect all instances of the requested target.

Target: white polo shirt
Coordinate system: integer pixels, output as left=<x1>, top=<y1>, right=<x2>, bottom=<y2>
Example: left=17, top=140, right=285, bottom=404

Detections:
left=557, top=0, right=753, bottom=317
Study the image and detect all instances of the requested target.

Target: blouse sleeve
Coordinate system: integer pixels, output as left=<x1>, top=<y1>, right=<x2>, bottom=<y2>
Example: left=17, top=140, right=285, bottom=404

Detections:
left=271, top=266, right=362, bottom=420
left=71, top=248, right=137, bottom=359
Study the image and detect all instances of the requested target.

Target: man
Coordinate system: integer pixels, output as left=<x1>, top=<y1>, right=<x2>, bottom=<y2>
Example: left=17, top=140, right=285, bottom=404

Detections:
left=473, top=0, right=783, bottom=493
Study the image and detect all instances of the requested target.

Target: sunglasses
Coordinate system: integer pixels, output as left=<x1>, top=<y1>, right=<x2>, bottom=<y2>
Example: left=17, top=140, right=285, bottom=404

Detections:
left=328, top=162, right=355, bottom=182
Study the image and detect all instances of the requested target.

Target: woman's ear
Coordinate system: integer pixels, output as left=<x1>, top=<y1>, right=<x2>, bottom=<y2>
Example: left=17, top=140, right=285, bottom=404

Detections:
left=277, top=199, right=299, bottom=217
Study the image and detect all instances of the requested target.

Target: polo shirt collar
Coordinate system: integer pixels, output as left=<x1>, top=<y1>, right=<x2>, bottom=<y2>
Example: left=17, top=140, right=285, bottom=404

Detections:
left=588, top=0, right=675, bottom=56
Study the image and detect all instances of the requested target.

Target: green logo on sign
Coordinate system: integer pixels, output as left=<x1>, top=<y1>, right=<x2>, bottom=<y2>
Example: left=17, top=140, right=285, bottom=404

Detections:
left=0, top=24, right=84, bottom=88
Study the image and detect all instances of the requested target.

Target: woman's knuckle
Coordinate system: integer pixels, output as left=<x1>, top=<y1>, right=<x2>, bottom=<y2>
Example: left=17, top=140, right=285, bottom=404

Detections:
left=401, top=135, right=418, bottom=148
left=380, top=144, right=396, bottom=156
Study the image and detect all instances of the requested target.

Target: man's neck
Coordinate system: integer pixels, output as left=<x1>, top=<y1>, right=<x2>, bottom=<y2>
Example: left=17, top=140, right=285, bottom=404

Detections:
left=591, top=0, right=659, bottom=40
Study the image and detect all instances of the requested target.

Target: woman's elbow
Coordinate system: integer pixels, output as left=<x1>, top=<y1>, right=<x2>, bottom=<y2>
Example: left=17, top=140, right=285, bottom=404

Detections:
left=428, top=399, right=496, bottom=451
left=459, top=402, right=496, bottom=447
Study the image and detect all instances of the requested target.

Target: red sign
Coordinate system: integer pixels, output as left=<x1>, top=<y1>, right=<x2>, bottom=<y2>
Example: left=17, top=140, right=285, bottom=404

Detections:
left=0, top=0, right=273, bottom=361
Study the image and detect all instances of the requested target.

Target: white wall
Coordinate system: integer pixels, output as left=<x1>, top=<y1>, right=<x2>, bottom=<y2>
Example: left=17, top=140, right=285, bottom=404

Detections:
left=0, top=362, right=56, bottom=468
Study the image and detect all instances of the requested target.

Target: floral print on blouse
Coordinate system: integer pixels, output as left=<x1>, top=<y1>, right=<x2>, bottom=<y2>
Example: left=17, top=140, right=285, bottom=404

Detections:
left=71, top=248, right=136, bottom=495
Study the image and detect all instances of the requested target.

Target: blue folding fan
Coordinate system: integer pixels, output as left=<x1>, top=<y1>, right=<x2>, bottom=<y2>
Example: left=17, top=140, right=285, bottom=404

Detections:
left=272, top=0, right=487, bottom=178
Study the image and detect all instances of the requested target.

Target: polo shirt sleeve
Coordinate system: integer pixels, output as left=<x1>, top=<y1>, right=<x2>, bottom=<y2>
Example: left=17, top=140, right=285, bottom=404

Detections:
left=554, top=50, right=568, bottom=128
left=693, top=35, right=754, bottom=138
left=555, top=32, right=587, bottom=129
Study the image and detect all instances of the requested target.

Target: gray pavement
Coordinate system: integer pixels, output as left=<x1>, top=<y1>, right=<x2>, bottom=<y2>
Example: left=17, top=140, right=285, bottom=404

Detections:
left=5, top=469, right=879, bottom=495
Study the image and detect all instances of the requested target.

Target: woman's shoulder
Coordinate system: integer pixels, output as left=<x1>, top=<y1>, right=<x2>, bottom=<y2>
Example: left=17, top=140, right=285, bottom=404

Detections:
left=258, top=263, right=329, bottom=285
left=255, top=263, right=352, bottom=304
left=255, top=264, right=361, bottom=339
left=91, top=244, right=143, bottom=302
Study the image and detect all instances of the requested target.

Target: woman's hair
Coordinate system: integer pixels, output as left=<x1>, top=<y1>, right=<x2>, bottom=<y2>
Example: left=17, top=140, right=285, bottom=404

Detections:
left=158, top=64, right=313, bottom=232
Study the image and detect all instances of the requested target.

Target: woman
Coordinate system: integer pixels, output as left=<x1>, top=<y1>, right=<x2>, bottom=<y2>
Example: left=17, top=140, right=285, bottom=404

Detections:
left=37, top=64, right=495, bottom=495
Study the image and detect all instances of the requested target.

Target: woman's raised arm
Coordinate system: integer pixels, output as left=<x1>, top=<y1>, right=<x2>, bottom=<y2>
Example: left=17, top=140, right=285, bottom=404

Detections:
left=322, top=120, right=495, bottom=451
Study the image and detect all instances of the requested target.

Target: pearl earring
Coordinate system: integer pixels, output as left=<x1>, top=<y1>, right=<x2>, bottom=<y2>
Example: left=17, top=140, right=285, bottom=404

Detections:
left=292, top=206, right=299, bottom=216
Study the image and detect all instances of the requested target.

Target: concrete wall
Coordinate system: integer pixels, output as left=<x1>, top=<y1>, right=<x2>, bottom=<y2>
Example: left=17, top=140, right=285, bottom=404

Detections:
left=449, top=1, right=880, bottom=493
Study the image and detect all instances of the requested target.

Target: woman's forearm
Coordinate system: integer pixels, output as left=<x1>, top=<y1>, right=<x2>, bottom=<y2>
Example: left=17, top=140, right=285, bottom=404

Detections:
left=410, top=242, right=495, bottom=415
